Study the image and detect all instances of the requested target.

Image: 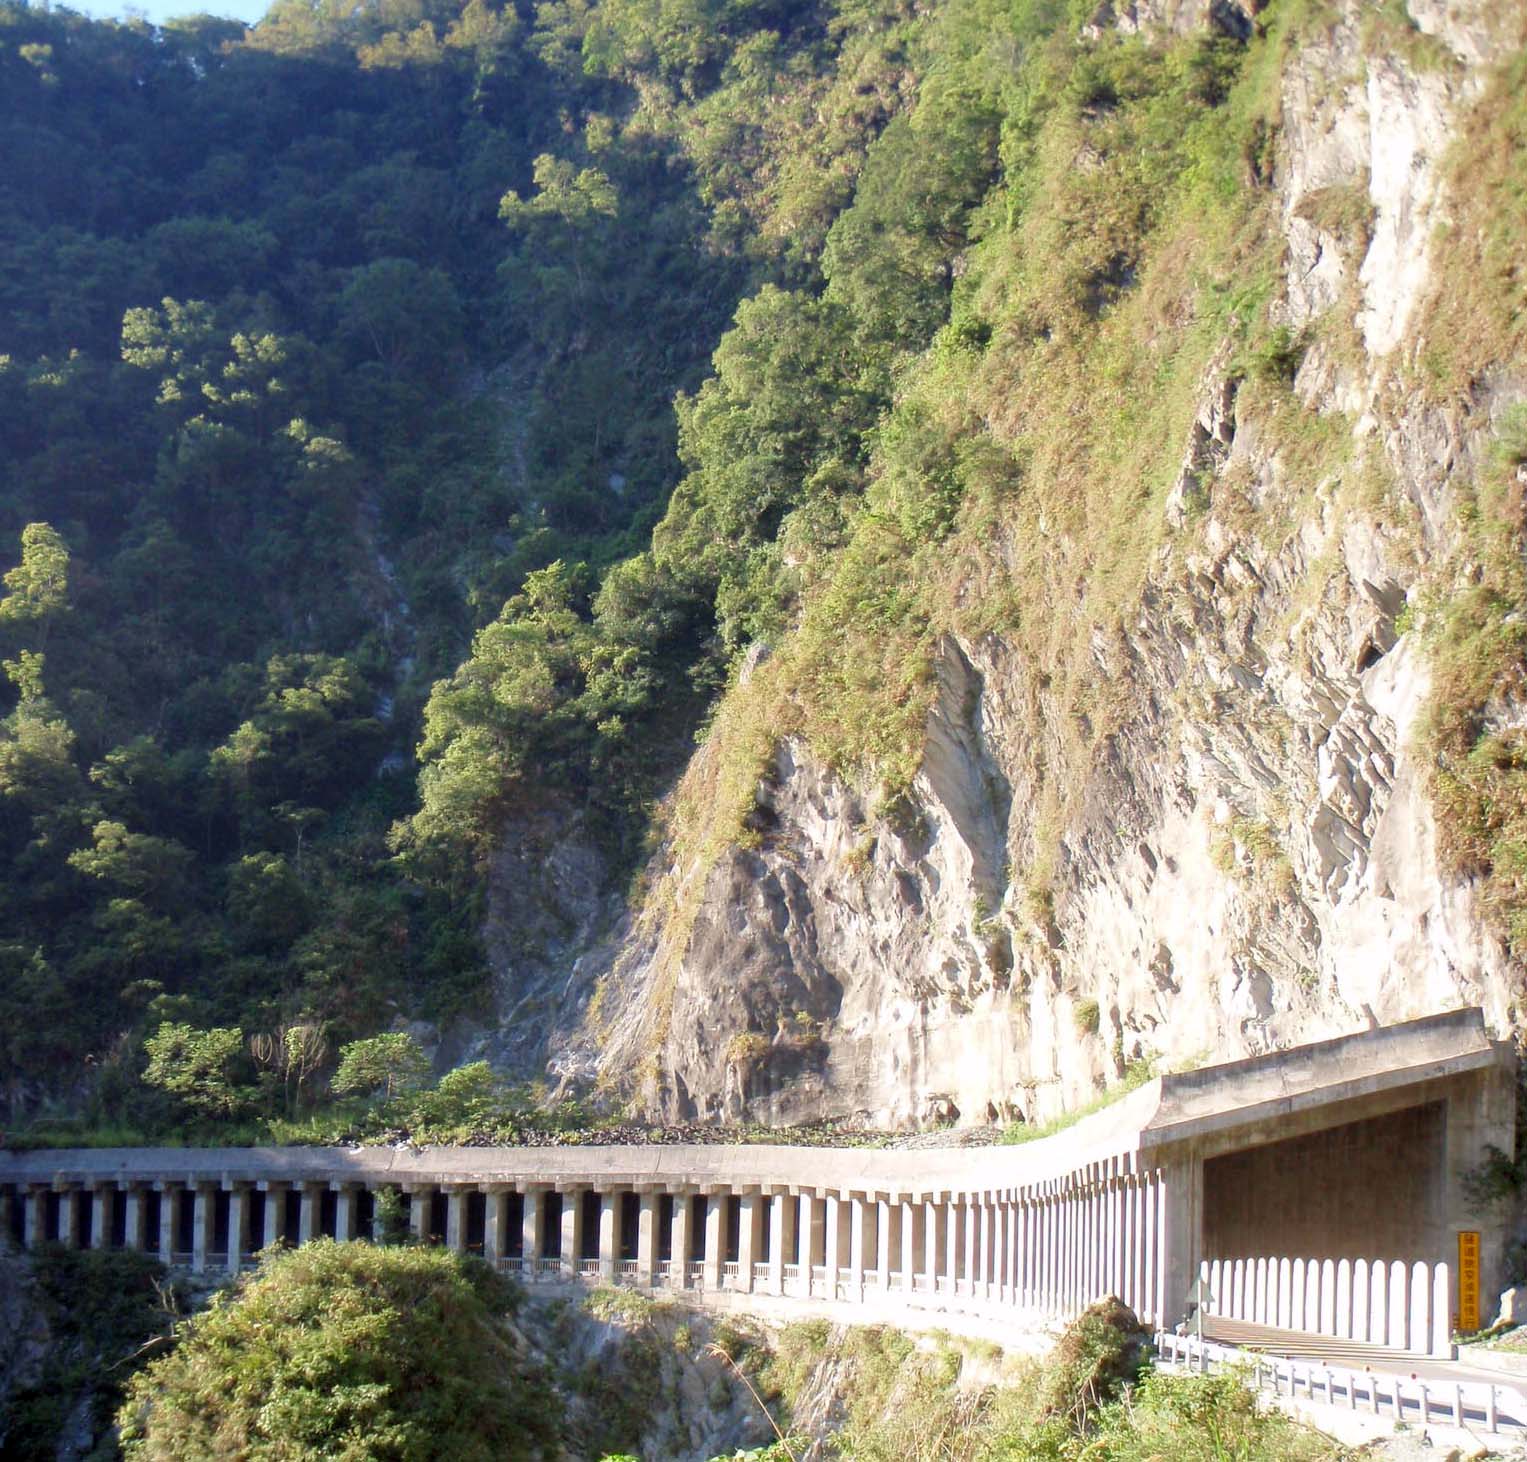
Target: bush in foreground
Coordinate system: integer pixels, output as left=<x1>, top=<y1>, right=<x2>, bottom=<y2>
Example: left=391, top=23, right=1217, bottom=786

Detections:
left=117, top=1241, right=561, bottom=1460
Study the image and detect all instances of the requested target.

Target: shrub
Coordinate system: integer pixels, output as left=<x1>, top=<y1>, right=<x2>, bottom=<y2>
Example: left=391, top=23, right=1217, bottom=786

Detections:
left=117, top=1240, right=562, bottom=1460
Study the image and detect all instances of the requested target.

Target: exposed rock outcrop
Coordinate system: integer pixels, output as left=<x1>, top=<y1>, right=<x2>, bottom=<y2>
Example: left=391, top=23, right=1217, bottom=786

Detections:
left=481, top=0, right=1526, bottom=1130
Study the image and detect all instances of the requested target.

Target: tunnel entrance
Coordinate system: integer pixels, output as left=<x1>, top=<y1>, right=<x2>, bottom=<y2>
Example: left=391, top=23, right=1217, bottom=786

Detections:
left=1202, top=1100, right=1446, bottom=1264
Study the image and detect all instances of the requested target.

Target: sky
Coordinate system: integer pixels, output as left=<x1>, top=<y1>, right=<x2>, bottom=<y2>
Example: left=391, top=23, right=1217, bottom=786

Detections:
left=67, top=0, right=268, bottom=26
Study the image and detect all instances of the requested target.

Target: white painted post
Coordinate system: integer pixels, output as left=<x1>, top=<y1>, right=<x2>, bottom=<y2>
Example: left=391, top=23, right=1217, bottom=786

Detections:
left=875, top=1199, right=895, bottom=1294
left=1389, top=1261, right=1408, bottom=1350
left=1290, top=1259, right=1305, bottom=1330
left=1410, top=1262, right=1430, bottom=1357
left=1141, top=1175, right=1158, bottom=1327
left=1432, top=1263, right=1451, bottom=1357
left=1335, top=1259, right=1351, bottom=1339
left=1352, top=1259, right=1369, bottom=1343
left=597, top=1190, right=618, bottom=1279
left=1370, top=1260, right=1387, bottom=1349
left=1320, top=1260, right=1336, bottom=1336
left=1304, top=1260, right=1320, bottom=1337
left=1255, top=1257, right=1269, bottom=1326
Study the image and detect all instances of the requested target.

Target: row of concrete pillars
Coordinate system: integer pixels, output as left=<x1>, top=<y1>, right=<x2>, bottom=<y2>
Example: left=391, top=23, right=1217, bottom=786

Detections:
left=2, top=1168, right=1176, bottom=1329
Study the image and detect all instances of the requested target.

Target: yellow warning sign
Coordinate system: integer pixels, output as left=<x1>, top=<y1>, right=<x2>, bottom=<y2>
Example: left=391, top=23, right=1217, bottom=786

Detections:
left=1458, top=1230, right=1481, bottom=1334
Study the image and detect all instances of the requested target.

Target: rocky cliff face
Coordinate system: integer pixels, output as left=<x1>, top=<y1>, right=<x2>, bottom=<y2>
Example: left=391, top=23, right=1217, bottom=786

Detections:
left=486, top=0, right=1527, bottom=1129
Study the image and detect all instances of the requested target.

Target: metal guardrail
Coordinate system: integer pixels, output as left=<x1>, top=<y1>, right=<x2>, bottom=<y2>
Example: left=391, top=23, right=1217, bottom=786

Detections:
left=1155, top=1330, right=1527, bottom=1437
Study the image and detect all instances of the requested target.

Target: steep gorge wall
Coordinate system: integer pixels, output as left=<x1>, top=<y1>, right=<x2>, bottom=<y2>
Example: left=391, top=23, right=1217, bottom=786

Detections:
left=494, top=0, right=1527, bottom=1129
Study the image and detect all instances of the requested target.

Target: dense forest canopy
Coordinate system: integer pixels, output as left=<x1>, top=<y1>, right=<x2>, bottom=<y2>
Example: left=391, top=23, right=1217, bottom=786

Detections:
left=0, top=0, right=937, bottom=1124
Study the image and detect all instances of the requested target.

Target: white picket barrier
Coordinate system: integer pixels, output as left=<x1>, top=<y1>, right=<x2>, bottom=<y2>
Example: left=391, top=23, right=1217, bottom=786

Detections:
left=1197, top=1254, right=1454, bottom=1357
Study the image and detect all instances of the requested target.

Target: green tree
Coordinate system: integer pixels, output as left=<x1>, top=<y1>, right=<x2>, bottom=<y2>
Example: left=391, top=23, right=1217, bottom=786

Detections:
left=0, top=522, right=70, bottom=647
left=117, top=1242, right=563, bottom=1460
left=332, top=1031, right=432, bottom=1100
left=141, top=1022, right=252, bottom=1118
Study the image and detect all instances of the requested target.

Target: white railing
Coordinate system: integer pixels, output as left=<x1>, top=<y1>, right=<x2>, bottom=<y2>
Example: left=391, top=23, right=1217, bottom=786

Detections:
left=1199, top=1255, right=1452, bottom=1357
left=578, top=1258, right=600, bottom=1277
left=1156, top=1330, right=1527, bottom=1436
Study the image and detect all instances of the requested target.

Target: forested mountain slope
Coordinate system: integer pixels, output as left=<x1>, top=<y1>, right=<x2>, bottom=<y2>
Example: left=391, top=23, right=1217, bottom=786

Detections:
left=0, top=0, right=912, bottom=1122
left=3, top=0, right=1525, bottom=1136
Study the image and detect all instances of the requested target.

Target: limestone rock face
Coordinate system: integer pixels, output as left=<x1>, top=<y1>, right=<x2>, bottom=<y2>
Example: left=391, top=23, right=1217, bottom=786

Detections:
left=484, top=0, right=1526, bottom=1128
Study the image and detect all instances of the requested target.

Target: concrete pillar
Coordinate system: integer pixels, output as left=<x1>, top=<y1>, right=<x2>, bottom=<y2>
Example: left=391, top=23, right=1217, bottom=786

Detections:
left=703, top=1193, right=725, bottom=1290
left=993, top=1197, right=1007, bottom=1302
left=484, top=1188, right=508, bottom=1267
left=825, top=1195, right=850, bottom=1299
left=521, top=1185, right=545, bottom=1274
left=637, top=1191, right=659, bottom=1286
left=333, top=1185, right=356, bottom=1243
left=876, top=1200, right=898, bottom=1292
left=848, top=1197, right=870, bottom=1298
left=801, top=1193, right=825, bottom=1291
left=1142, top=1173, right=1159, bottom=1327
left=901, top=1201, right=922, bottom=1294
left=446, top=1188, right=468, bottom=1253
left=227, top=1185, right=248, bottom=1273
left=769, top=1192, right=794, bottom=1294
left=598, top=1190, right=618, bottom=1279
left=261, top=1182, right=288, bottom=1251
left=124, top=1185, right=146, bottom=1252
left=299, top=1183, right=321, bottom=1245
left=945, top=1198, right=961, bottom=1296
left=90, top=1184, right=111, bottom=1250
left=561, top=1187, right=584, bottom=1278
left=671, top=1189, right=692, bottom=1286
left=157, top=1185, right=177, bottom=1265
left=409, top=1187, right=431, bottom=1245
left=191, top=1185, right=212, bottom=1273
left=924, top=1200, right=942, bottom=1293
left=984, top=1192, right=995, bottom=1298
left=24, top=1186, right=45, bottom=1249
left=58, top=1186, right=80, bottom=1249
left=1158, top=1158, right=1201, bottom=1331
left=1007, top=1195, right=1020, bottom=1305
left=964, top=1197, right=979, bottom=1300
left=736, top=1192, right=762, bottom=1293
